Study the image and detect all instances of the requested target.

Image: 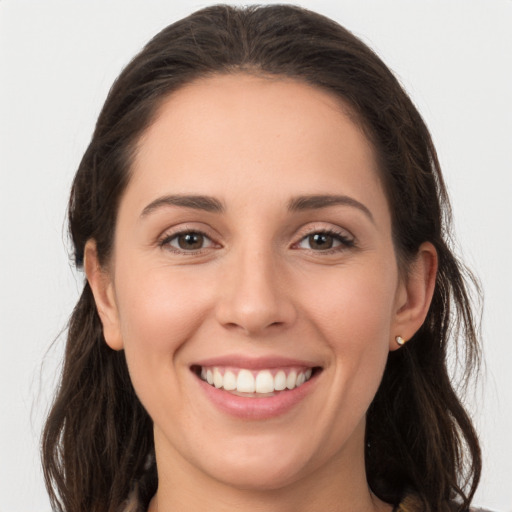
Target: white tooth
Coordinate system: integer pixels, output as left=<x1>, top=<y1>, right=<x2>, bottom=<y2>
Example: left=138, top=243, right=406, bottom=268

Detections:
left=305, top=368, right=312, bottom=380
left=206, top=369, right=214, bottom=385
left=274, top=370, right=287, bottom=391
left=296, top=372, right=306, bottom=387
left=237, top=369, right=255, bottom=393
left=255, top=370, right=274, bottom=393
left=286, top=370, right=297, bottom=390
left=223, top=370, right=237, bottom=391
left=213, top=368, right=223, bottom=388
left=201, top=367, right=206, bottom=380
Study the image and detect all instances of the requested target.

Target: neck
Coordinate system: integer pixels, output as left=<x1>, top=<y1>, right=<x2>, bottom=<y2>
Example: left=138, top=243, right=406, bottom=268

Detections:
left=148, top=427, right=392, bottom=512
left=148, top=476, right=388, bottom=512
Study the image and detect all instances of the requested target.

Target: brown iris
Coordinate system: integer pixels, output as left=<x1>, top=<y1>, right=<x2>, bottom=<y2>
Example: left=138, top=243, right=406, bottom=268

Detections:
left=177, top=232, right=204, bottom=250
left=307, top=233, right=335, bottom=250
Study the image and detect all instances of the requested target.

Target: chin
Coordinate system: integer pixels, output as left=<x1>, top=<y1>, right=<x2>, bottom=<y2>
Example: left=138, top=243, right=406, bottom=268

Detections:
left=193, top=438, right=321, bottom=492
left=207, top=459, right=307, bottom=491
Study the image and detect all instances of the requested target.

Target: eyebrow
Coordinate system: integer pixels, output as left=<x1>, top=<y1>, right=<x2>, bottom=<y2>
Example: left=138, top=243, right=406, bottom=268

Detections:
left=140, top=194, right=225, bottom=217
left=140, top=193, right=373, bottom=222
left=287, top=194, right=374, bottom=223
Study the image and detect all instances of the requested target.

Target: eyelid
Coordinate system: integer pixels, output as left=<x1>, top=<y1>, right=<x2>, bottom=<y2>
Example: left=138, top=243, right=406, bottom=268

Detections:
left=291, top=224, right=356, bottom=252
left=157, top=224, right=220, bottom=254
left=155, top=222, right=356, bottom=255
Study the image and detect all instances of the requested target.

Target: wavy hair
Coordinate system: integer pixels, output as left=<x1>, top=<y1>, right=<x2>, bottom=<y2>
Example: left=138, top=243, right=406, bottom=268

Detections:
left=42, top=5, right=481, bottom=512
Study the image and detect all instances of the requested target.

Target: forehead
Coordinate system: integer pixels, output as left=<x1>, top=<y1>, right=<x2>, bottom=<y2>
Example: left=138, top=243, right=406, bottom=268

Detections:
left=128, top=73, right=386, bottom=216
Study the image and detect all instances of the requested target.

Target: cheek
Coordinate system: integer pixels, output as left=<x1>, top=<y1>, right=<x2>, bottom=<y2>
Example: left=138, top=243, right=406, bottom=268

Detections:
left=303, top=260, right=398, bottom=345
left=115, top=261, right=210, bottom=343
left=112, top=265, right=213, bottom=395
left=301, top=261, right=397, bottom=402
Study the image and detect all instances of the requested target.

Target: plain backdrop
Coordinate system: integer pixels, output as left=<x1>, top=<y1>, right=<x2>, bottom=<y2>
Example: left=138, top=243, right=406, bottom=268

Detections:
left=1, top=1, right=511, bottom=511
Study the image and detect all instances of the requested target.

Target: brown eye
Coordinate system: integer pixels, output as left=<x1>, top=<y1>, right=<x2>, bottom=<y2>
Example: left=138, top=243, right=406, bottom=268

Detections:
left=163, top=231, right=215, bottom=252
left=177, top=232, right=204, bottom=250
left=297, top=230, right=354, bottom=252
left=308, top=233, right=334, bottom=250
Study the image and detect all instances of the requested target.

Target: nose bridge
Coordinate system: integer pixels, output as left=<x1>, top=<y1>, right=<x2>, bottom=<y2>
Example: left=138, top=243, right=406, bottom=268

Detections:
left=215, top=240, right=295, bottom=335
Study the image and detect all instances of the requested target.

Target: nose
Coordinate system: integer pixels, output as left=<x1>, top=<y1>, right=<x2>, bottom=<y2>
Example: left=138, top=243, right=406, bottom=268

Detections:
left=214, top=246, right=297, bottom=336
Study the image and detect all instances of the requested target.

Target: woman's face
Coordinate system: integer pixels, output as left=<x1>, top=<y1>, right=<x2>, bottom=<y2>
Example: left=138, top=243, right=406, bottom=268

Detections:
left=91, top=74, right=415, bottom=491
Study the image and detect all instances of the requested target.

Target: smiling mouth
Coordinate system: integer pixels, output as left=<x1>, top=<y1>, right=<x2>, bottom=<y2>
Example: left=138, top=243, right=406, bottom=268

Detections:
left=191, top=365, right=321, bottom=396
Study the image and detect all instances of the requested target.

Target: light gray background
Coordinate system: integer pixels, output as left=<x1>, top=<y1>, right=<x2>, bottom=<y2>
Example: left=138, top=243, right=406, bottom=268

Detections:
left=1, top=1, right=511, bottom=511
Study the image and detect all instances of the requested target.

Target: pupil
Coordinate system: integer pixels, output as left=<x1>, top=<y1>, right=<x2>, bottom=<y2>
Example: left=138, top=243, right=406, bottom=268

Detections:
left=310, top=233, right=333, bottom=250
left=178, top=232, right=203, bottom=250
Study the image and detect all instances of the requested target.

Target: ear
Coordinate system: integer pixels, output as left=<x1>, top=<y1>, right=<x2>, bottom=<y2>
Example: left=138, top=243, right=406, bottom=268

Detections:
left=84, top=240, right=124, bottom=351
left=390, top=242, right=438, bottom=351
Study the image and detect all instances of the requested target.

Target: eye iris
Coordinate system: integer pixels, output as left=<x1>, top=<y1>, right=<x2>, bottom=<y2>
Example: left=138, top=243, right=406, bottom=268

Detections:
left=309, top=233, right=333, bottom=250
left=178, top=232, right=204, bottom=250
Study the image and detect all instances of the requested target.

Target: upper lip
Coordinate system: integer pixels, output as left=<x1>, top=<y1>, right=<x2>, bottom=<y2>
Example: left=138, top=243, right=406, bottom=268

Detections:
left=192, top=355, right=321, bottom=370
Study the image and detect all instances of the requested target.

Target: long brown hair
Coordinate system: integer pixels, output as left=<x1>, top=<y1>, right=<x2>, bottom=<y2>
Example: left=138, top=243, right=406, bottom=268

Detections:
left=42, top=5, right=481, bottom=512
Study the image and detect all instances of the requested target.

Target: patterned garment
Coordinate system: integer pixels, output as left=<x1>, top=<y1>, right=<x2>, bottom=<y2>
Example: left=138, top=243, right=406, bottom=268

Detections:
left=395, top=493, right=494, bottom=512
left=122, top=491, right=495, bottom=512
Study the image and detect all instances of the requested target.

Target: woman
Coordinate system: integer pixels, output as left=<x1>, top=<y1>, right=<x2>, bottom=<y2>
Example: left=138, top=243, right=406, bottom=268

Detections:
left=42, top=5, right=485, bottom=512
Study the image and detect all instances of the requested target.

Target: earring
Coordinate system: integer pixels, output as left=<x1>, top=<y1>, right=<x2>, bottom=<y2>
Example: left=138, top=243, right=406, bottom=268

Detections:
left=395, top=336, right=406, bottom=346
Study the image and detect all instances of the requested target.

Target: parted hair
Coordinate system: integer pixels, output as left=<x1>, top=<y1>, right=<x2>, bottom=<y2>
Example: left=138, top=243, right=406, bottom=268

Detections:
left=42, top=5, right=481, bottom=512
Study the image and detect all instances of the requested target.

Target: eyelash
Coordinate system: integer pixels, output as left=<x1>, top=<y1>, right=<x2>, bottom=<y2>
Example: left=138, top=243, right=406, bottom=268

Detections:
left=293, top=228, right=355, bottom=254
left=158, top=229, right=216, bottom=255
left=158, top=228, right=356, bottom=255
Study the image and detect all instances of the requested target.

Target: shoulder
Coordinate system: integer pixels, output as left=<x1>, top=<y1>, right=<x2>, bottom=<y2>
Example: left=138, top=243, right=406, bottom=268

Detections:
left=397, top=494, right=496, bottom=512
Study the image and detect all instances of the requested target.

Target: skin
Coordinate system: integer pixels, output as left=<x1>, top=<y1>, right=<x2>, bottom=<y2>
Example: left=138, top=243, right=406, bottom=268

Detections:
left=86, top=74, right=437, bottom=512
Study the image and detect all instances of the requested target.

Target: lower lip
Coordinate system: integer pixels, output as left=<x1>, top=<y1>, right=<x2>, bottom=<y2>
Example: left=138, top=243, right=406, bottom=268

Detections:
left=195, top=371, right=319, bottom=420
